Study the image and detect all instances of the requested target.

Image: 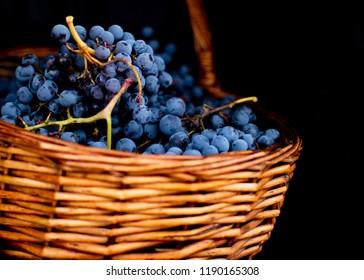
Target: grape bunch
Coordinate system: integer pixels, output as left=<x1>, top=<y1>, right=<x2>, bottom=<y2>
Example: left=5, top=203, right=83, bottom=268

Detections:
left=0, top=16, right=281, bottom=155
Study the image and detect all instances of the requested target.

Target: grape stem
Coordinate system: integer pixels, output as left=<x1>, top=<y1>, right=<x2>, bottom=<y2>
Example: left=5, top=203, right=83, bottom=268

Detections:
left=23, top=16, right=144, bottom=149
left=25, top=78, right=134, bottom=149
left=198, top=96, right=258, bottom=129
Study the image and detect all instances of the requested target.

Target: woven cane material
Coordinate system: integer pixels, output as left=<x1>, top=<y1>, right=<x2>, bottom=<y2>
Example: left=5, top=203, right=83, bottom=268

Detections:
left=0, top=0, right=302, bottom=259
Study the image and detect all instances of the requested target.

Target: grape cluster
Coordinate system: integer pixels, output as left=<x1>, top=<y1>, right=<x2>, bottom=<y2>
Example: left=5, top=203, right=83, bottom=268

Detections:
left=0, top=16, right=281, bottom=155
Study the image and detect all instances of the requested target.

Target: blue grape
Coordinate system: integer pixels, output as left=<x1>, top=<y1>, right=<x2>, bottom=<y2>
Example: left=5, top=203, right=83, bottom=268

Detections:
left=48, top=98, right=64, bottom=114
left=124, top=120, right=143, bottom=140
left=257, top=135, right=275, bottom=148
left=218, top=125, right=239, bottom=144
left=154, top=55, right=165, bottom=72
left=115, top=138, right=137, bottom=153
left=72, top=129, right=87, bottom=144
left=168, top=131, right=190, bottom=149
left=89, top=25, right=104, bottom=40
left=1, top=102, right=20, bottom=119
left=243, top=123, right=261, bottom=139
left=166, top=147, right=183, bottom=155
left=135, top=53, right=154, bottom=71
left=95, top=45, right=111, bottom=61
left=133, top=40, right=148, bottom=55
left=15, top=65, right=35, bottom=82
left=143, top=123, right=158, bottom=139
left=88, top=141, right=108, bottom=149
left=17, top=86, right=33, bottom=104
left=265, top=128, right=280, bottom=140
left=105, top=78, right=121, bottom=94
left=201, top=145, right=219, bottom=156
left=98, top=30, right=115, bottom=46
left=201, top=128, right=217, bottom=142
left=158, top=71, right=172, bottom=88
left=37, top=80, right=58, bottom=102
left=144, top=75, right=160, bottom=94
left=191, top=134, right=210, bottom=151
left=133, top=105, right=152, bottom=124
left=165, top=97, right=186, bottom=117
left=144, top=143, right=165, bottom=154
left=59, top=90, right=78, bottom=107
left=159, top=114, right=182, bottom=136
left=114, top=40, right=132, bottom=55
left=60, top=131, right=78, bottom=143
left=183, top=149, right=202, bottom=156
left=231, top=139, right=249, bottom=151
left=211, top=135, right=230, bottom=153
left=108, top=24, right=124, bottom=41
left=122, top=31, right=135, bottom=41
left=28, top=74, right=46, bottom=94
left=51, top=24, right=70, bottom=44
left=72, top=102, right=88, bottom=118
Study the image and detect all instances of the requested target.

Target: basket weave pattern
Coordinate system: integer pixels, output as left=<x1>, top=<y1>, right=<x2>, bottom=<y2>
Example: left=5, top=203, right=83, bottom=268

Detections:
left=0, top=0, right=302, bottom=260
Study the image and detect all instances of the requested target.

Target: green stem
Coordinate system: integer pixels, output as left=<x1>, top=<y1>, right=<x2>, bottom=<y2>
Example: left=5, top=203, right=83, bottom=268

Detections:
left=25, top=78, right=134, bottom=149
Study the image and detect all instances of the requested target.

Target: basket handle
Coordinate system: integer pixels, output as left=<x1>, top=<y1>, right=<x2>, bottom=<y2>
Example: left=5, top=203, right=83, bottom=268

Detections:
left=185, top=0, right=229, bottom=98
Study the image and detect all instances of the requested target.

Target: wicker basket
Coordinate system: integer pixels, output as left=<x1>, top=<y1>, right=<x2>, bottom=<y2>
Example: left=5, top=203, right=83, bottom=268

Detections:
left=0, top=0, right=302, bottom=260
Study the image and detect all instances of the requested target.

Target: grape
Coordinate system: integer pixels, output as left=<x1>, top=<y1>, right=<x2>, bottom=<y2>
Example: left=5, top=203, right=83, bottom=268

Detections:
left=105, top=78, right=121, bottom=94
left=144, top=143, right=165, bottom=154
left=218, top=126, right=239, bottom=144
left=159, top=114, right=182, bottom=136
left=122, top=31, right=135, bottom=41
left=115, top=138, right=137, bottom=153
left=88, top=141, right=108, bottom=149
left=144, top=75, right=160, bottom=94
left=165, top=97, right=186, bottom=117
left=133, top=40, right=148, bottom=55
left=257, top=135, right=275, bottom=148
left=90, top=85, right=105, bottom=100
left=265, top=128, right=280, bottom=140
left=124, top=120, right=143, bottom=140
left=72, top=102, right=88, bottom=118
left=89, top=25, right=104, bottom=40
left=95, top=45, right=111, bottom=61
left=243, top=123, right=261, bottom=139
left=168, top=131, right=190, bottom=149
left=72, top=129, right=87, bottom=144
left=133, top=105, right=152, bottom=124
left=143, top=123, right=158, bottom=139
left=201, top=145, right=219, bottom=156
left=201, top=129, right=217, bottom=142
left=183, top=149, right=202, bottom=156
left=28, top=74, right=46, bottom=94
left=108, top=24, right=124, bottom=41
left=191, top=134, right=210, bottom=151
left=15, top=65, right=35, bottom=82
left=51, top=24, right=70, bottom=44
left=1, top=102, right=20, bottom=119
left=232, top=107, right=250, bottom=129
left=59, top=90, right=78, bottom=107
left=135, top=53, right=154, bottom=71
left=231, top=139, right=249, bottom=151
left=98, top=30, right=115, bottom=46
left=211, top=135, right=230, bottom=153
left=166, top=147, right=183, bottom=155
left=17, top=86, right=33, bottom=104
left=114, top=40, right=132, bottom=55
left=36, top=80, right=58, bottom=102
left=158, top=71, right=172, bottom=88
left=60, top=131, right=78, bottom=143
left=22, top=54, right=38, bottom=65
left=48, top=98, right=64, bottom=115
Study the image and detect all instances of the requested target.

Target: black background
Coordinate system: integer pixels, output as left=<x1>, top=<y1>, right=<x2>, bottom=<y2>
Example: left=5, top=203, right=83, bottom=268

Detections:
left=0, top=0, right=363, bottom=260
